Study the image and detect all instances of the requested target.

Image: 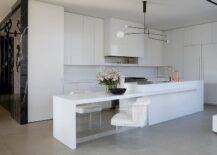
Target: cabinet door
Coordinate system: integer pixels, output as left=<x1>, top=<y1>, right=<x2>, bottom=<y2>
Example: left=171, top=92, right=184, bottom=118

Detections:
left=64, top=13, right=83, bottom=65
left=212, top=22, right=217, bottom=43
left=124, top=21, right=144, bottom=57
left=106, top=18, right=126, bottom=56
left=82, top=16, right=95, bottom=65
left=192, top=25, right=202, bottom=45
left=184, top=27, right=192, bottom=46
left=139, top=36, right=150, bottom=66
left=201, top=23, right=212, bottom=45
left=183, top=45, right=202, bottom=81
left=151, top=39, right=163, bottom=66
left=162, top=29, right=184, bottom=77
left=203, top=44, right=217, bottom=104
left=94, top=18, right=104, bottom=65
left=124, top=34, right=144, bottom=57
left=139, top=36, right=162, bottom=66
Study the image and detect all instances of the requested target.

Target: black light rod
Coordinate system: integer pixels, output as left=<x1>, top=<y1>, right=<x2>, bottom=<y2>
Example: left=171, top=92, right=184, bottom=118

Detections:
left=143, top=1, right=147, bottom=13
left=127, top=25, right=145, bottom=29
left=207, top=0, right=217, bottom=5
left=125, top=32, right=167, bottom=37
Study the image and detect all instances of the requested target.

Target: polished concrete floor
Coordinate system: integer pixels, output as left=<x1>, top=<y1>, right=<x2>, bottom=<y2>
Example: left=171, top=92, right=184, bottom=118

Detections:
left=1, top=105, right=217, bottom=155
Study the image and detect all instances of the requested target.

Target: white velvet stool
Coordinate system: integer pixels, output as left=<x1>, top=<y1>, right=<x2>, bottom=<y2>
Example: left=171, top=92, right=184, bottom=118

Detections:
left=111, top=97, right=150, bottom=128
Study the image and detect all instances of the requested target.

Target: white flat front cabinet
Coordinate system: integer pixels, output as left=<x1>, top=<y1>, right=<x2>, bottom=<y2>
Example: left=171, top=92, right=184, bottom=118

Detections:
left=203, top=44, right=217, bottom=104
left=192, top=25, right=202, bottom=45
left=183, top=45, right=202, bottom=81
left=105, top=18, right=125, bottom=56
left=150, top=39, right=162, bottom=66
left=212, top=22, right=217, bottom=43
left=94, top=18, right=104, bottom=65
left=82, top=16, right=95, bottom=65
left=140, top=36, right=163, bottom=66
left=162, top=29, right=184, bottom=76
left=201, top=23, right=212, bottom=44
left=64, top=13, right=83, bottom=65
left=124, top=34, right=144, bottom=57
left=64, top=13, right=104, bottom=65
left=184, top=27, right=192, bottom=46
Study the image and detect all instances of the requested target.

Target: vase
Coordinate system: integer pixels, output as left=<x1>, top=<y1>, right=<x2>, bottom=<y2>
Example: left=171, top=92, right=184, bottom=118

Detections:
left=105, top=85, right=116, bottom=93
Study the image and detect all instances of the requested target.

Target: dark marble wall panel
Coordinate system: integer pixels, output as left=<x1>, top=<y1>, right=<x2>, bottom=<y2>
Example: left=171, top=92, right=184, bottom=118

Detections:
left=0, top=0, right=28, bottom=124
left=20, top=0, right=28, bottom=125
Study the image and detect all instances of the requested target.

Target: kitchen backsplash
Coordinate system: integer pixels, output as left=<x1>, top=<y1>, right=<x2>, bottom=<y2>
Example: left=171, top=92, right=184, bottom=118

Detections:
left=64, top=65, right=158, bottom=94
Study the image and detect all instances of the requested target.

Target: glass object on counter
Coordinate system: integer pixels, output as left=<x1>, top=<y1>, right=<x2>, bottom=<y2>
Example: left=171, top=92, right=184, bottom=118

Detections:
left=170, top=70, right=180, bottom=82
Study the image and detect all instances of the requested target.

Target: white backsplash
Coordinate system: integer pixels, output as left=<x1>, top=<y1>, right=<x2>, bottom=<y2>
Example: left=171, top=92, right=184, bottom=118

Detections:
left=64, top=65, right=158, bottom=94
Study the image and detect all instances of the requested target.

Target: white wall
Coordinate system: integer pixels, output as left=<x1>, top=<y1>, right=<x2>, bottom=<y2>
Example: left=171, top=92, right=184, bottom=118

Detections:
left=64, top=66, right=157, bottom=94
left=28, top=0, right=64, bottom=122
left=163, top=21, right=217, bottom=104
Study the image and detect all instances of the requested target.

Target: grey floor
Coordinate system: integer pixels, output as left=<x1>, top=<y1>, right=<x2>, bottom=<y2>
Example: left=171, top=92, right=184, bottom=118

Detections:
left=0, top=105, right=217, bottom=155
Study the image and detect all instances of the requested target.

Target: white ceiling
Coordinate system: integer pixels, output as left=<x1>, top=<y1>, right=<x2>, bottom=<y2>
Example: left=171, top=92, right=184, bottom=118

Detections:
left=0, top=0, right=17, bottom=22
left=1, top=0, right=217, bottom=30
left=39, top=0, right=217, bottom=31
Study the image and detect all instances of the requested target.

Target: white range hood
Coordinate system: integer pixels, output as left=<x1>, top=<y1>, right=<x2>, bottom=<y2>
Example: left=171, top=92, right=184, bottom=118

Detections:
left=104, top=18, right=145, bottom=58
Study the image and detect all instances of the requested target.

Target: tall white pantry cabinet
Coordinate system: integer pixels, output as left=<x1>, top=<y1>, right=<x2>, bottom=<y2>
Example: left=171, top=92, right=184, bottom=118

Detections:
left=163, top=22, right=217, bottom=104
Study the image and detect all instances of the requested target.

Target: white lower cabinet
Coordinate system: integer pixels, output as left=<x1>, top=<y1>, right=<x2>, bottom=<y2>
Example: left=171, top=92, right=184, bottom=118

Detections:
left=64, top=12, right=104, bottom=65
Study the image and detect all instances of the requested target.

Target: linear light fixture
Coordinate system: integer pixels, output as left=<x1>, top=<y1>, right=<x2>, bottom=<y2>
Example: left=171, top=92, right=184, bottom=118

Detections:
left=117, top=1, right=169, bottom=43
left=207, top=0, right=217, bottom=5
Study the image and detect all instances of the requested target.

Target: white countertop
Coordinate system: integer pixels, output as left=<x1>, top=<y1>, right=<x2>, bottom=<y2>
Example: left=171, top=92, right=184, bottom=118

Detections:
left=55, top=91, right=144, bottom=105
left=54, top=81, right=203, bottom=105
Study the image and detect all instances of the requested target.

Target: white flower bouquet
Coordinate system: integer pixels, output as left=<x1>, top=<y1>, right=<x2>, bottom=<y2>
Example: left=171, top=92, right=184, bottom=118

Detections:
left=96, top=68, right=121, bottom=91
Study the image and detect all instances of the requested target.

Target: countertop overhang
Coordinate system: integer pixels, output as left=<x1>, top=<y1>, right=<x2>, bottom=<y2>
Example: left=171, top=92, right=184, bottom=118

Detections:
left=54, top=81, right=203, bottom=105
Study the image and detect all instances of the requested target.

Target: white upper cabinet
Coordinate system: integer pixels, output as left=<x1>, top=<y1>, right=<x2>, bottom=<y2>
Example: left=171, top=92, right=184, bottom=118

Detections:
left=139, top=34, right=163, bottom=67
left=105, top=18, right=144, bottom=57
left=212, top=22, right=217, bottom=43
left=184, top=27, right=192, bottom=46
left=82, top=16, right=95, bottom=65
left=191, top=25, right=202, bottom=45
left=184, top=25, right=202, bottom=46
left=94, top=18, right=104, bottom=65
left=148, top=37, right=163, bottom=66
left=183, top=45, right=202, bottom=81
left=162, top=29, right=184, bottom=76
left=201, top=23, right=212, bottom=44
left=64, top=13, right=83, bottom=65
left=183, top=23, right=212, bottom=46
left=64, top=12, right=104, bottom=65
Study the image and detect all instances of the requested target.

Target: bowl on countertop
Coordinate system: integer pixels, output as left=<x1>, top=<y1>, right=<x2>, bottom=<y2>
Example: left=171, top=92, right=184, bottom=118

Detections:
left=109, top=88, right=126, bottom=95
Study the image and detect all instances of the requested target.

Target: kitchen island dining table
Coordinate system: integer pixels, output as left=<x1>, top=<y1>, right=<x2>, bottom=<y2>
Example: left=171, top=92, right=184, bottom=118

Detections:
left=53, top=81, right=203, bottom=150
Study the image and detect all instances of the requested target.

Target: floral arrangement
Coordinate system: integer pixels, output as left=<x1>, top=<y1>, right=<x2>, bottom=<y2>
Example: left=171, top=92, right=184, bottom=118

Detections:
left=96, top=68, right=121, bottom=91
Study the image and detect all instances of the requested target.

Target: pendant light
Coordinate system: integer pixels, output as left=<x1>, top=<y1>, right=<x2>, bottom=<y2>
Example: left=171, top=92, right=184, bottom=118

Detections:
left=117, top=1, right=169, bottom=43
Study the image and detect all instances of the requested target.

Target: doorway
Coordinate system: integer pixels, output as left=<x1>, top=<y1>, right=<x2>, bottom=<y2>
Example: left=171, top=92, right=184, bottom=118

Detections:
left=0, top=36, right=14, bottom=112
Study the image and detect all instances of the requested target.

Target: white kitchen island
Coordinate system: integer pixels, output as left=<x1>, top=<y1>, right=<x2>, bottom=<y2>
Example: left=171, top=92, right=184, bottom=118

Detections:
left=53, top=81, right=203, bottom=150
